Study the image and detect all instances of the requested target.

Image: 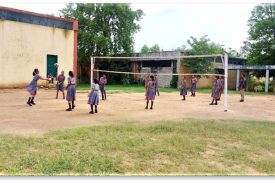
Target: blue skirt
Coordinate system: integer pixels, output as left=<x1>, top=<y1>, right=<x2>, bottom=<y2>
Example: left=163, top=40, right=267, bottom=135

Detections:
left=56, top=83, right=64, bottom=91
left=146, top=88, right=155, bottom=100
left=190, top=83, right=196, bottom=92
left=66, top=85, right=76, bottom=101
left=211, top=88, right=220, bottom=99
left=180, top=88, right=187, bottom=96
left=27, top=84, right=37, bottom=96
left=88, top=91, right=99, bottom=105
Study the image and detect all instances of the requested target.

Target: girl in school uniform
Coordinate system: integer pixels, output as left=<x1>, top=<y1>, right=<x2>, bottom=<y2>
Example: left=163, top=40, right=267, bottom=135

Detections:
left=66, top=71, right=76, bottom=111
left=180, top=77, right=187, bottom=100
left=190, top=75, right=197, bottom=96
left=210, top=76, right=221, bottom=105
left=56, top=71, right=66, bottom=99
left=145, top=75, right=156, bottom=110
left=26, top=68, right=49, bottom=106
left=154, top=73, right=160, bottom=96
left=88, top=78, right=100, bottom=114
left=217, top=76, right=224, bottom=101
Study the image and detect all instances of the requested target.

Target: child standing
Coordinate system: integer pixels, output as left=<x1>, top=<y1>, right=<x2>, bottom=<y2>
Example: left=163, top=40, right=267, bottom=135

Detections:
left=56, top=71, right=66, bottom=99
left=99, top=74, right=107, bottom=100
left=210, top=76, right=221, bottom=105
left=26, top=68, right=48, bottom=106
left=145, top=75, right=156, bottom=110
left=88, top=78, right=100, bottom=114
left=66, top=71, right=76, bottom=111
left=180, top=77, right=187, bottom=100
left=190, top=75, right=197, bottom=96
left=239, top=74, right=247, bottom=102
left=154, top=73, right=160, bottom=96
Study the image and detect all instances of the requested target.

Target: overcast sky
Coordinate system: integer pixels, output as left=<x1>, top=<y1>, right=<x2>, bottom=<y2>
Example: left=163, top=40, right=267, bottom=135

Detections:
left=0, top=1, right=258, bottom=53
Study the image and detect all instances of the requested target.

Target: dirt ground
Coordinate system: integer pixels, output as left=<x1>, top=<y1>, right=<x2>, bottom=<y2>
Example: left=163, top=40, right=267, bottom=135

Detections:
left=0, top=89, right=275, bottom=136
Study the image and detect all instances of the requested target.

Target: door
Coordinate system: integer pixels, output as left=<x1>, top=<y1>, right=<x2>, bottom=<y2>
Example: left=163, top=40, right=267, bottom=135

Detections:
left=47, top=55, right=58, bottom=78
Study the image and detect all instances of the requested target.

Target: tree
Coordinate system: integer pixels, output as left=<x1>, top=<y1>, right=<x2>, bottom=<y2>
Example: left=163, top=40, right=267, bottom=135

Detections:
left=60, top=3, right=144, bottom=82
left=140, top=44, right=161, bottom=53
left=246, top=3, right=275, bottom=66
left=140, top=44, right=150, bottom=53
left=245, top=3, right=275, bottom=92
left=182, top=35, right=225, bottom=74
left=150, top=44, right=160, bottom=52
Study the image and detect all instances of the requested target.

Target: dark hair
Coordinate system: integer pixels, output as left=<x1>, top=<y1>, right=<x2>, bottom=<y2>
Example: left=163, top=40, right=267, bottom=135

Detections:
left=94, top=78, right=99, bottom=84
left=69, top=71, right=74, bottom=78
left=32, top=68, right=39, bottom=76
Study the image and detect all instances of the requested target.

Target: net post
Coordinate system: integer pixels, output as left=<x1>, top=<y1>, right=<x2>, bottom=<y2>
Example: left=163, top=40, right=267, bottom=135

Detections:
left=91, top=57, right=94, bottom=87
left=224, top=53, right=228, bottom=112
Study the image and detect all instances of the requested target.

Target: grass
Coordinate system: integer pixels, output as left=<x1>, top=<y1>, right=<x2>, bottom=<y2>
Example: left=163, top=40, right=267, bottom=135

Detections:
left=0, top=119, right=275, bottom=175
left=77, top=83, right=275, bottom=96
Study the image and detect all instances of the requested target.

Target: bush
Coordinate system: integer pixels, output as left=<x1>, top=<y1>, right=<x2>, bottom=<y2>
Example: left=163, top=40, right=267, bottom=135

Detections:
left=170, top=76, right=178, bottom=88
left=122, top=74, right=133, bottom=86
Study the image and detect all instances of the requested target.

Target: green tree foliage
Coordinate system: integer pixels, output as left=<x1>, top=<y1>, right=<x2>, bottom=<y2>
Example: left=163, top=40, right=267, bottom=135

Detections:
left=140, top=44, right=150, bottom=53
left=182, top=35, right=224, bottom=74
left=140, top=44, right=161, bottom=53
left=60, top=3, right=144, bottom=82
left=246, top=3, right=275, bottom=66
left=150, top=44, right=161, bottom=52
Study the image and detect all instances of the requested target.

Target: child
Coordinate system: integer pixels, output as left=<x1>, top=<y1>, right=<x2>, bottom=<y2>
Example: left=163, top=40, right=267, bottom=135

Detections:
left=88, top=78, right=100, bottom=114
left=66, top=71, right=76, bottom=111
left=99, top=74, right=107, bottom=100
left=210, top=76, right=221, bottom=105
left=144, top=73, right=150, bottom=96
left=26, top=68, right=48, bottom=106
left=239, top=74, right=247, bottom=102
left=218, top=76, right=224, bottom=101
left=180, top=77, right=187, bottom=100
left=56, top=71, right=66, bottom=99
left=190, top=75, right=197, bottom=96
left=145, top=75, right=156, bottom=110
left=154, top=73, right=160, bottom=96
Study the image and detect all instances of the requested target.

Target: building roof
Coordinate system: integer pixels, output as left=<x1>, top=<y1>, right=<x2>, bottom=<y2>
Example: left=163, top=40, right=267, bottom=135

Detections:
left=0, top=6, right=78, bottom=30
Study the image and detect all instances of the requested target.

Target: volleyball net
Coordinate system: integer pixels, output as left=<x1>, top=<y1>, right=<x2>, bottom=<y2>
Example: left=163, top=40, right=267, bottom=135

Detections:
left=90, top=54, right=229, bottom=112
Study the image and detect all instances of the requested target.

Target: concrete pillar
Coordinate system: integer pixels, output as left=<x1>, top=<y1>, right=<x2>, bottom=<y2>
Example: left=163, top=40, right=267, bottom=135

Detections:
left=265, top=69, right=269, bottom=93
left=236, top=69, right=240, bottom=91
left=177, top=52, right=181, bottom=88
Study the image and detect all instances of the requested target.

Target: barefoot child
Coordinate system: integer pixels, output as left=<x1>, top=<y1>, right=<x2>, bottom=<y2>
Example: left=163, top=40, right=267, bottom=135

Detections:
left=99, top=74, right=107, bottom=100
left=145, top=75, right=156, bottom=110
left=56, top=71, right=66, bottom=99
left=66, top=71, right=76, bottom=111
left=190, top=75, right=197, bottom=96
left=26, top=68, right=49, bottom=106
left=154, top=73, right=160, bottom=96
left=88, top=78, right=100, bottom=114
left=180, top=77, right=187, bottom=100
left=239, top=74, right=247, bottom=102
left=210, top=76, right=221, bottom=105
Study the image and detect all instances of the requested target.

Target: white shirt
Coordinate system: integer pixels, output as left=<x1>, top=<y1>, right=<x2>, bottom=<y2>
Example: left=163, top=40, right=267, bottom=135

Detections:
left=92, top=83, right=100, bottom=91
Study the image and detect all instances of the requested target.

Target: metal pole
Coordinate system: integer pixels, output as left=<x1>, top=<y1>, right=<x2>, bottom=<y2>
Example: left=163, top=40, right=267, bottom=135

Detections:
left=265, top=69, right=269, bottom=93
left=236, top=69, right=240, bottom=91
left=91, top=57, right=94, bottom=87
left=224, top=54, right=228, bottom=112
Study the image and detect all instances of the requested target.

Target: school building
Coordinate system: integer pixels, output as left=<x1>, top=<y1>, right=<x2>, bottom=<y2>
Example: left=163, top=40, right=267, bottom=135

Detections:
left=0, top=6, right=78, bottom=88
left=130, top=51, right=247, bottom=90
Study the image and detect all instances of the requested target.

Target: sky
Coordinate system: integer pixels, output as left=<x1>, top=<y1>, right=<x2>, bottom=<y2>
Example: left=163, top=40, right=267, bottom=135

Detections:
left=0, top=1, right=260, bottom=53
